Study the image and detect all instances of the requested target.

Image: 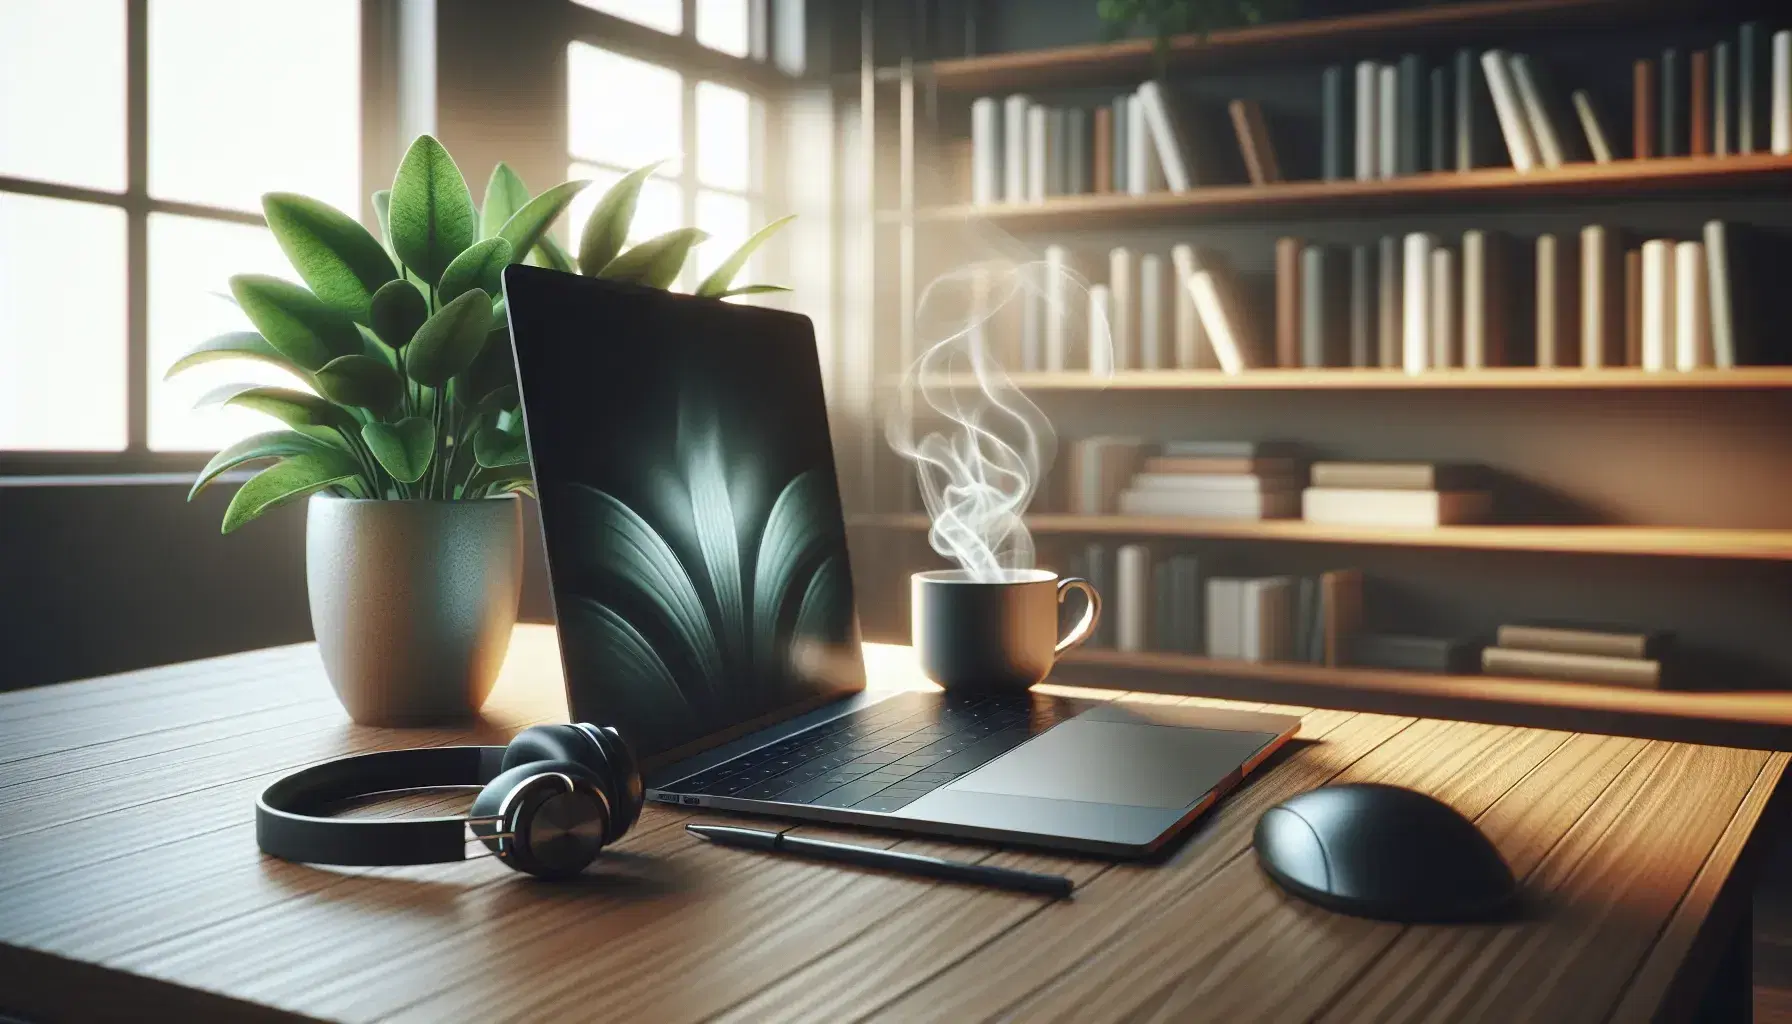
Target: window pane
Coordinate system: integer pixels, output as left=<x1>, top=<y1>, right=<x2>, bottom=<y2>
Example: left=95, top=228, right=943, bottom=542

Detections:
left=573, top=0, right=680, bottom=34
left=568, top=44, right=681, bottom=174
left=148, top=214, right=309, bottom=452
left=0, top=0, right=127, bottom=190
left=0, top=195, right=127, bottom=450
left=694, top=189, right=752, bottom=285
left=697, top=0, right=751, bottom=58
left=696, top=83, right=755, bottom=192
left=149, top=0, right=360, bottom=215
left=566, top=162, right=684, bottom=253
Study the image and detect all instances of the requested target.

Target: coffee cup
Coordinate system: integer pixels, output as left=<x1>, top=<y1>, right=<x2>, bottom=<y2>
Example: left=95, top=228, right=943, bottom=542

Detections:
left=910, top=569, right=1100, bottom=691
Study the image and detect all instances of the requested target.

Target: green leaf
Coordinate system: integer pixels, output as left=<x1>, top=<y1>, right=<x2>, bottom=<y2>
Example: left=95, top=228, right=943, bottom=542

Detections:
left=598, top=228, right=708, bottom=289
left=313, top=354, right=404, bottom=413
left=480, top=162, right=531, bottom=240
left=467, top=464, right=534, bottom=497
left=577, top=162, right=664, bottom=275
left=694, top=215, right=796, bottom=298
left=188, top=430, right=332, bottom=500
left=532, top=235, right=577, bottom=273
left=498, top=179, right=588, bottom=267
left=406, top=287, right=492, bottom=386
left=199, top=383, right=360, bottom=432
left=221, top=451, right=363, bottom=534
left=474, top=423, right=529, bottom=468
left=718, top=284, right=793, bottom=298
left=229, top=274, right=362, bottom=372
left=437, top=237, right=512, bottom=305
left=458, top=327, right=515, bottom=403
left=369, top=279, right=428, bottom=349
left=389, top=134, right=477, bottom=286
left=261, top=192, right=397, bottom=322
left=164, top=331, right=309, bottom=380
left=362, top=417, right=435, bottom=484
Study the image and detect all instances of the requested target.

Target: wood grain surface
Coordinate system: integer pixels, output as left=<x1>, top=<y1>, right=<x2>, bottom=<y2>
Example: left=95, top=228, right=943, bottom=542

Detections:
left=0, top=625, right=1780, bottom=1023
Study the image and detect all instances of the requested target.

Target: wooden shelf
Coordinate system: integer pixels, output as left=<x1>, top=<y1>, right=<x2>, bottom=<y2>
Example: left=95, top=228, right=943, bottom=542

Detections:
left=1052, top=648, right=1792, bottom=749
left=928, top=0, right=1685, bottom=93
left=900, top=367, right=1792, bottom=392
left=889, top=154, right=1792, bottom=230
left=848, top=513, right=1792, bottom=562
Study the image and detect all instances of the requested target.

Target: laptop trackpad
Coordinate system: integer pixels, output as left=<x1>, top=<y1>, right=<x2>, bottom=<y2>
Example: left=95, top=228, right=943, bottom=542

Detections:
left=945, top=718, right=1279, bottom=809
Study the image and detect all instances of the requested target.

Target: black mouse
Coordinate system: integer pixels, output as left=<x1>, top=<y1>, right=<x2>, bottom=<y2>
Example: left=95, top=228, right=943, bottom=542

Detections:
left=1253, top=783, right=1517, bottom=922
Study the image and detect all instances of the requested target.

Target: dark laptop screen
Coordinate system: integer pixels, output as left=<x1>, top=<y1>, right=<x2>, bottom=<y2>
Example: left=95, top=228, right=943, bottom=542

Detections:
left=504, top=266, right=865, bottom=760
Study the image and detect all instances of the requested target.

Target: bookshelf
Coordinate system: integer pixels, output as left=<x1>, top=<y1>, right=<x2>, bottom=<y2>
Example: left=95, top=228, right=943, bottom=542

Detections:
left=881, top=153, right=1792, bottom=230
left=849, top=514, right=1792, bottom=562
left=903, top=367, right=1792, bottom=391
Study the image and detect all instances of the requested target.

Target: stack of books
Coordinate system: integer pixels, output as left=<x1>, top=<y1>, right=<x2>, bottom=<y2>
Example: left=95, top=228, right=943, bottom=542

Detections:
left=1118, top=442, right=1300, bottom=519
left=1206, top=568, right=1362, bottom=665
left=1482, top=624, right=1670, bottom=689
left=1302, top=461, right=1490, bottom=528
left=1062, top=437, right=1146, bottom=514
left=1348, top=633, right=1483, bottom=674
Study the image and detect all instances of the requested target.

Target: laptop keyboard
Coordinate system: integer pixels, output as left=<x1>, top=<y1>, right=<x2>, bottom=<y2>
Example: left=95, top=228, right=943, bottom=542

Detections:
left=666, top=691, right=1081, bottom=814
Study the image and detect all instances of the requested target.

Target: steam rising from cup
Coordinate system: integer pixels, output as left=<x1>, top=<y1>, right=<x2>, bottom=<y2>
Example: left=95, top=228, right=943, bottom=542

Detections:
left=885, top=258, right=1113, bottom=582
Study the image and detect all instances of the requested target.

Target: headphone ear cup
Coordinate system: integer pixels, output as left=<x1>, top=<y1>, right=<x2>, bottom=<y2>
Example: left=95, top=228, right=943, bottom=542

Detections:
left=471, top=760, right=612, bottom=879
left=575, top=724, right=643, bottom=837
left=500, top=725, right=592, bottom=774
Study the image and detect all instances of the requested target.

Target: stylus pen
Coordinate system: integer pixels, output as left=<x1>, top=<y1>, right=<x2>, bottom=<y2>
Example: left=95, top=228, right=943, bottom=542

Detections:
left=686, top=823, right=1075, bottom=898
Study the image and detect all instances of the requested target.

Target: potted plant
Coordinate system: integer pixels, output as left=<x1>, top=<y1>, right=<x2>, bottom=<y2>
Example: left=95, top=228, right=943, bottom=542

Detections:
left=172, top=134, right=791, bottom=725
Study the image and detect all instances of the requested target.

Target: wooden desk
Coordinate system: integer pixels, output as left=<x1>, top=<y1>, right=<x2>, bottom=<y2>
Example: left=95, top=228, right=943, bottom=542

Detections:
left=1, top=625, right=1784, bottom=1023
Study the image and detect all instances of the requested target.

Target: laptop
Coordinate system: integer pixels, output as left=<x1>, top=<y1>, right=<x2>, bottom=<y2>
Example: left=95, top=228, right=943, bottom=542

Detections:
left=503, top=265, right=1300, bottom=857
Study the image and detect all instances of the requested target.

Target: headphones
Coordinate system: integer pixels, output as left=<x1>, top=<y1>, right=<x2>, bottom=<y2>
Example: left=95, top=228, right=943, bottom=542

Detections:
left=256, top=723, right=644, bottom=880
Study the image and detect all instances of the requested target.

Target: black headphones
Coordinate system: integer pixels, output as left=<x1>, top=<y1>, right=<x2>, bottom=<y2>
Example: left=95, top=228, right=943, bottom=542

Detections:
left=256, top=723, right=644, bottom=880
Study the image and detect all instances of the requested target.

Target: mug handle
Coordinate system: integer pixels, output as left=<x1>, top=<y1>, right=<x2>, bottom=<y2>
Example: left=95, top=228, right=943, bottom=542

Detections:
left=1053, top=577, right=1101, bottom=658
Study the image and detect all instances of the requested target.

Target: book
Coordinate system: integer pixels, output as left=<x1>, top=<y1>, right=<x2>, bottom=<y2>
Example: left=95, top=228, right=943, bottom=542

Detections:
left=1704, top=220, right=1742, bottom=369
left=1119, top=488, right=1301, bottom=519
left=1170, top=244, right=1209, bottom=369
left=1084, top=543, right=1114, bottom=648
left=1661, top=48, right=1681, bottom=158
left=1144, top=455, right=1296, bottom=475
left=1715, top=41, right=1731, bottom=156
left=1461, top=229, right=1508, bottom=369
left=1378, top=236, right=1401, bottom=367
left=1171, top=556, right=1204, bottom=654
left=1495, top=624, right=1670, bottom=661
left=1088, top=283, right=1114, bottom=375
left=1302, top=488, right=1491, bottom=527
left=1129, top=472, right=1297, bottom=494
left=1112, top=94, right=1129, bottom=195
left=1429, top=246, right=1458, bottom=370
left=1572, top=90, right=1614, bottom=164
left=1322, top=65, right=1346, bottom=181
left=1020, top=269, right=1042, bottom=371
left=1301, top=245, right=1345, bottom=368
left=1535, top=233, right=1578, bottom=368
left=1580, top=225, right=1622, bottom=368
left=1139, top=252, right=1165, bottom=370
left=1509, top=53, right=1565, bottom=168
left=1482, top=646, right=1662, bottom=689
left=1025, top=103, right=1048, bottom=201
left=1319, top=568, right=1364, bottom=668
left=1241, top=577, right=1294, bottom=663
left=1186, top=268, right=1257, bottom=374
left=1775, top=31, right=1792, bottom=155
left=1355, top=61, right=1380, bottom=180
left=1690, top=49, right=1711, bottom=158
left=1275, top=237, right=1302, bottom=369
left=1482, top=50, right=1538, bottom=171
left=1294, top=577, right=1319, bottom=664
left=1310, top=461, right=1479, bottom=491
left=971, top=97, right=999, bottom=205
left=1093, top=105, right=1113, bottom=193
left=1633, top=59, right=1657, bottom=159
left=1153, top=557, right=1175, bottom=652
left=1350, top=633, right=1482, bottom=673
left=1454, top=47, right=1494, bottom=171
left=1126, top=90, right=1151, bottom=194
left=1066, top=107, right=1090, bottom=195
left=1108, top=247, right=1136, bottom=370
left=1116, top=544, right=1151, bottom=652
left=1003, top=94, right=1030, bottom=201
left=1741, top=22, right=1763, bottom=153
left=1228, top=99, right=1282, bottom=185
left=1350, top=244, right=1373, bottom=368
left=1674, top=240, right=1712, bottom=370
left=1430, top=65, right=1449, bottom=172
left=1640, top=239, right=1675, bottom=371
left=1206, top=578, right=1244, bottom=659
left=1160, top=440, right=1299, bottom=458
left=1401, top=232, right=1435, bottom=373
left=1398, top=54, right=1423, bottom=175
left=1378, top=64, right=1399, bottom=180
left=1044, top=245, right=1071, bottom=372
left=1136, top=80, right=1192, bottom=191
left=1047, top=106, right=1069, bottom=194
left=1625, top=247, right=1644, bottom=366
left=1066, top=437, right=1146, bottom=514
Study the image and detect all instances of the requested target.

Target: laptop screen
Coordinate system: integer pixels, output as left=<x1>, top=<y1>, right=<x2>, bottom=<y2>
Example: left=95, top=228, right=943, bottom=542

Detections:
left=504, top=266, right=866, bottom=761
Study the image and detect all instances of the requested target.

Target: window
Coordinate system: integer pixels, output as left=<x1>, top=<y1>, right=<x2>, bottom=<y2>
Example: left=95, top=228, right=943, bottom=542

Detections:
left=0, top=0, right=360, bottom=464
left=565, top=0, right=766, bottom=292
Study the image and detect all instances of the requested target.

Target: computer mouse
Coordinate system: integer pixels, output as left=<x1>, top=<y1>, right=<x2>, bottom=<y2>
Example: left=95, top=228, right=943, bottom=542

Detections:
left=1253, top=782, right=1517, bottom=922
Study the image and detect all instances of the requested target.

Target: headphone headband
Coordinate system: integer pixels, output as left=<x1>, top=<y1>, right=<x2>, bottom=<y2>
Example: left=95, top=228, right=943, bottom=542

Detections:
left=257, top=746, right=508, bottom=867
